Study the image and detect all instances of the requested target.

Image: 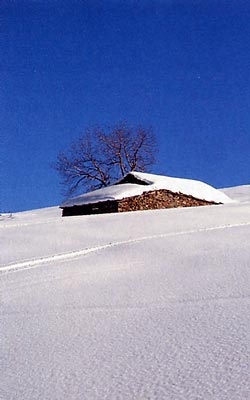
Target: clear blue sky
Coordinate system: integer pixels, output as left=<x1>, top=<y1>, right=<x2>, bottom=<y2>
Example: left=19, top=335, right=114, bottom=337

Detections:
left=1, top=0, right=250, bottom=212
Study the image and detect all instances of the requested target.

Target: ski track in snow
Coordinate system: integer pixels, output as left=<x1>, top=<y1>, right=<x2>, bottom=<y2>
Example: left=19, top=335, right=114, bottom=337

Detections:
left=2, top=192, right=250, bottom=400
left=1, top=220, right=250, bottom=275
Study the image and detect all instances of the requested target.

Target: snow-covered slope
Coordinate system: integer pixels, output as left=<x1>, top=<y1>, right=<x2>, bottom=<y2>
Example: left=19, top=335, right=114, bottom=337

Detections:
left=61, top=171, right=233, bottom=207
left=1, top=186, right=250, bottom=400
left=220, top=184, right=250, bottom=203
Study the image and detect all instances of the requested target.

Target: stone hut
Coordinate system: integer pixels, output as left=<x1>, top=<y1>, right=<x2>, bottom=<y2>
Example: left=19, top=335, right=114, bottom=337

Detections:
left=60, top=171, right=232, bottom=216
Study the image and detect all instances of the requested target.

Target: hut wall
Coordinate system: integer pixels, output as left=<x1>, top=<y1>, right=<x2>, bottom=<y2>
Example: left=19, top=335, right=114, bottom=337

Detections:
left=62, top=200, right=118, bottom=216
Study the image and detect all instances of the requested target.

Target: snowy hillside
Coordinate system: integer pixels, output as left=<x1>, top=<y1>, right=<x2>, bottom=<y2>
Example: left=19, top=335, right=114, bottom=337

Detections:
left=220, top=184, right=250, bottom=203
left=1, top=185, right=250, bottom=400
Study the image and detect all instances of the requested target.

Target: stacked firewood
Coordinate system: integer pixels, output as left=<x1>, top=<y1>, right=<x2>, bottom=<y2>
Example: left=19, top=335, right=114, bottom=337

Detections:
left=118, top=189, right=220, bottom=213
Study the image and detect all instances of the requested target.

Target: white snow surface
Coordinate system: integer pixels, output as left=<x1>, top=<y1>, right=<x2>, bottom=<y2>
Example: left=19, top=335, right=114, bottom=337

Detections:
left=61, top=171, right=233, bottom=207
left=1, top=185, right=250, bottom=400
left=220, top=184, right=250, bottom=203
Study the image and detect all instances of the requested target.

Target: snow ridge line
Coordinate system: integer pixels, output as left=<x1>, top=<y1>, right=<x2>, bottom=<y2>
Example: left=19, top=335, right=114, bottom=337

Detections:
left=1, top=221, right=250, bottom=275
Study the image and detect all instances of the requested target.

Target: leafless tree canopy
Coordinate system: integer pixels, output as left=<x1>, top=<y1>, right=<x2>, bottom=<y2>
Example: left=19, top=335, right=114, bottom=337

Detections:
left=54, top=122, right=157, bottom=195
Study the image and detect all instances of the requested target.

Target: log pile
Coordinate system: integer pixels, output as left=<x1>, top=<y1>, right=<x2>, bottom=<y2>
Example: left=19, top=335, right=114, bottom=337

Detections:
left=118, top=189, right=220, bottom=213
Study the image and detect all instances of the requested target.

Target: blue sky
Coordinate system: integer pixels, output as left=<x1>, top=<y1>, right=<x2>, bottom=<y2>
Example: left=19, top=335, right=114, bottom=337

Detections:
left=1, top=0, right=250, bottom=212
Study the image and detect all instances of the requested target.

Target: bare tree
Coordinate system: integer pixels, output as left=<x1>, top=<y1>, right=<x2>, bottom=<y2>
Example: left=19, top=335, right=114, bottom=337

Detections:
left=54, top=122, right=157, bottom=195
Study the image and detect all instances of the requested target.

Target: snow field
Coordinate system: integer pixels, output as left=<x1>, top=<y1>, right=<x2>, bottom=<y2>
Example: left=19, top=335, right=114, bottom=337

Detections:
left=1, top=186, right=250, bottom=399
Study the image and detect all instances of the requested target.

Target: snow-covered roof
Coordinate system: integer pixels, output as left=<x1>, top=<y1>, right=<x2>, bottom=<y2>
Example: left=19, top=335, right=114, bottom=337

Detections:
left=60, top=171, right=234, bottom=208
